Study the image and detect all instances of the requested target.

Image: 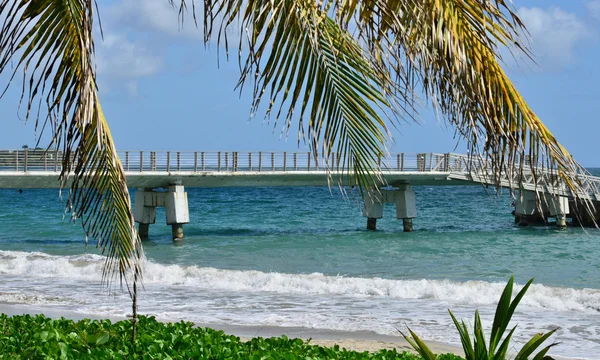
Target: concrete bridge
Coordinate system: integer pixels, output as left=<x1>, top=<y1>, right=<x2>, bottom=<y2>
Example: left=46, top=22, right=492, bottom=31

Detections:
left=0, top=149, right=597, bottom=239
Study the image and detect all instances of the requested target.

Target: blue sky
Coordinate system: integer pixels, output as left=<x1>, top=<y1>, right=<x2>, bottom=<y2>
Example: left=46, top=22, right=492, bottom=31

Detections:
left=1, top=1, right=600, bottom=165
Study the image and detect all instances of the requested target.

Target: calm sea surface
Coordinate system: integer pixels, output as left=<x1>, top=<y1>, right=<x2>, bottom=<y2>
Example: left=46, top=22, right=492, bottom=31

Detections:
left=1, top=180, right=599, bottom=358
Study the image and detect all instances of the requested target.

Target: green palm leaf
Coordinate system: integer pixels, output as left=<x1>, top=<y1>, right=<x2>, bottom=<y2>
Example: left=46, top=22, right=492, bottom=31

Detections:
left=334, top=0, right=594, bottom=213
left=205, top=0, right=394, bottom=189
left=0, top=0, right=142, bottom=291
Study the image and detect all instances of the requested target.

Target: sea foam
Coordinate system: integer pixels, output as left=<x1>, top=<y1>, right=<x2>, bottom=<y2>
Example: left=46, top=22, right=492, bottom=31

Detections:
left=1, top=250, right=599, bottom=313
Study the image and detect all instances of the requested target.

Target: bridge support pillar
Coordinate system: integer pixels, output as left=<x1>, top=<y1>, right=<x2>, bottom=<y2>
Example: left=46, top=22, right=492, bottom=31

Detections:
left=134, top=188, right=157, bottom=240
left=547, top=195, right=569, bottom=228
left=362, top=185, right=417, bottom=231
left=139, top=223, right=150, bottom=239
left=515, top=190, right=538, bottom=226
left=133, top=185, right=189, bottom=241
left=166, top=184, right=190, bottom=242
left=395, top=184, right=417, bottom=232
left=515, top=190, right=569, bottom=227
left=363, top=189, right=383, bottom=230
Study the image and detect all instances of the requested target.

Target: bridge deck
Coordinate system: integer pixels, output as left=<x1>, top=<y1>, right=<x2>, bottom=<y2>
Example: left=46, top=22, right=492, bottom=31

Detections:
left=0, top=170, right=470, bottom=189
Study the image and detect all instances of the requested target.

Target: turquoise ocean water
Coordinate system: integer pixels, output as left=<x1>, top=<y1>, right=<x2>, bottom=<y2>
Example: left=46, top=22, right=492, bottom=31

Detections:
left=1, top=183, right=600, bottom=358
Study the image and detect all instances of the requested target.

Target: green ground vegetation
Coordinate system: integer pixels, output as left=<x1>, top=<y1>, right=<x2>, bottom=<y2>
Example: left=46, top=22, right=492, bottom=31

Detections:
left=0, top=314, right=462, bottom=359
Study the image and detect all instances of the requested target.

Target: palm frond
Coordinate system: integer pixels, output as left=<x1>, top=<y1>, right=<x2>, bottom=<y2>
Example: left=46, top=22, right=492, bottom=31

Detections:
left=0, top=0, right=142, bottom=290
left=203, top=0, right=393, bottom=189
left=335, top=0, right=593, bottom=213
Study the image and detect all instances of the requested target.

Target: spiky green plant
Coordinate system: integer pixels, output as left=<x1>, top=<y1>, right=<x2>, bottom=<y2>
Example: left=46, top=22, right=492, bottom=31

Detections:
left=403, top=276, right=557, bottom=360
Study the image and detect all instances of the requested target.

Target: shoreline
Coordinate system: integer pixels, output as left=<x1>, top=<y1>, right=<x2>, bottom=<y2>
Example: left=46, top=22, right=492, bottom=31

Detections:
left=0, top=302, right=580, bottom=360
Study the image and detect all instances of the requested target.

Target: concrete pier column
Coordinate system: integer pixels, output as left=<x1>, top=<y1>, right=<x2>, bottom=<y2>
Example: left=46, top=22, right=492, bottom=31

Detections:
left=519, top=214, right=529, bottom=227
left=133, top=188, right=157, bottom=240
left=165, top=184, right=190, bottom=241
left=363, top=188, right=383, bottom=230
left=547, top=195, right=569, bottom=228
left=367, top=218, right=377, bottom=230
left=515, top=190, right=537, bottom=226
left=138, top=223, right=150, bottom=239
left=395, top=184, right=417, bottom=232
left=172, top=224, right=184, bottom=240
left=402, top=218, right=414, bottom=232
left=555, top=214, right=567, bottom=228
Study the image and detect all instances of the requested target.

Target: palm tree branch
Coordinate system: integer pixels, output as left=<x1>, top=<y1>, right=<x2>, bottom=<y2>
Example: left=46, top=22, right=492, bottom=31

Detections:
left=0, top=0, right=143, bottom=291
left=205, top=0, right=393, bottom=188
left=333, top=0, right=592, bottom=212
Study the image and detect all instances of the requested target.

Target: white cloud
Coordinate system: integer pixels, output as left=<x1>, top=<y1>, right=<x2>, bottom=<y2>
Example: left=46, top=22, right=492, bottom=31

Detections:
left=107, top=0, right=203, bottom=40
left=96, top=33, right=162, bottom=95
left=105, top=0, right=242, bottom=47
left=588, top=0, right=600, bottom=20
left=518, top=6, right=593, bottom=68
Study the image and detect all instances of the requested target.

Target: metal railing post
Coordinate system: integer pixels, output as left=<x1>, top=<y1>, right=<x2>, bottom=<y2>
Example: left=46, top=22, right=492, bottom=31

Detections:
left=397, top=154, right=401, bottom=171
left=271, top=152, right=275, bottom=171
left=140, top=151, right=143, bottom=172
left=125, top=151, right=129, bottom=171
left=308, top=152, right=311, bottom=171
left=218, top=151, right=221, bottom=172
left=167, top=151, right=171, bottom=172
left=194, top=152, right=198, bottom=172
left=249, top=153, right=252, bottom=171
left=258, top=152, right=262, bottom=172
left=177, top=152, right=181, bottom=171
left=201, top=152, right=205, bottom=171
left=401, top=153, right=405, bottom=171
left=444, top=153, right=450, bottom=172
left=283, top=152, right=287, bottom=171
left=44, top=152, right=47, bottom=171
left=225, top=152, right=229, bottom=171
left=24, top=150, right=28, bottom=172
left=15, top=151, right=18, bottom=171
left=429, top=153, right=433, bottom=171
left=234, top=152, right=238, bottom=172
left=294, top=153, right=297, bottom=170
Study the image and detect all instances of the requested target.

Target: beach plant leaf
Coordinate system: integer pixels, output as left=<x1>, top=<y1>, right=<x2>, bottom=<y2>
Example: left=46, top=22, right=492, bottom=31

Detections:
left=400, top=327, right=437, bottom=360
left=405, top=277, right=557, bottom=360
left=1, top=313, right=468, bottom=359
left=514, top=329, right=558, bottom=360
left=489, top=277, right=533, bottom=355
left=449, top=311, right=474, bottom=360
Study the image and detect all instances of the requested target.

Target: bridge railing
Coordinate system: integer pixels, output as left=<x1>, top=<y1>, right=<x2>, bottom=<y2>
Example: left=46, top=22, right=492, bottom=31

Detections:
left=448, top=153, right=600, bottom=199
left=117, top=151, right=456, bottom=172
left=0, top=149, right=64, bottom=172
left=4, top=149, right=600, bottom=198
left=0, top=150, right=456, bottom=173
